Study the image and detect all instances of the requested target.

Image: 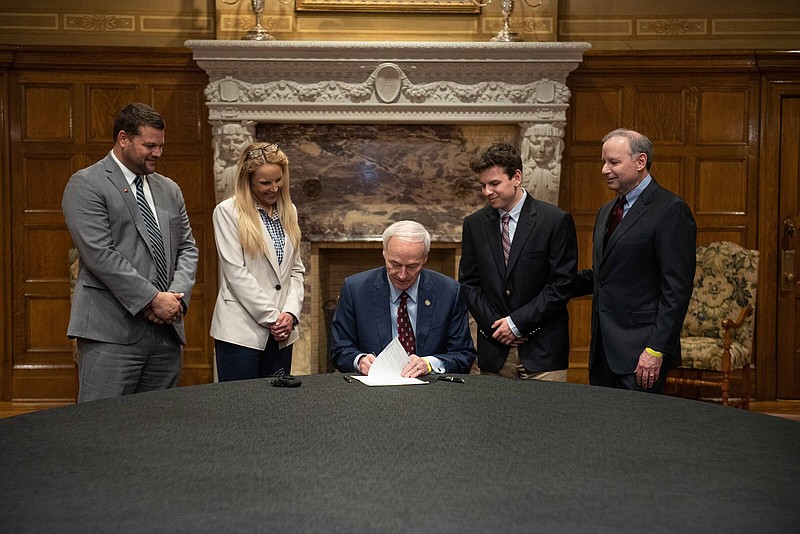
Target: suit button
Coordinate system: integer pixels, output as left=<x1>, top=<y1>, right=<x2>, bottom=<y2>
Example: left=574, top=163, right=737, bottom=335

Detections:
left=275, top=285, right=281, bottom=290
left=599, top=282, right=605, bottom=287
left=505, top=289, right=512, bottom=296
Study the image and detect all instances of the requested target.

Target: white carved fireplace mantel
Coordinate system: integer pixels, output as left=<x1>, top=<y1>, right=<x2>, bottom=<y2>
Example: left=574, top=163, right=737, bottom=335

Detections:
left=185, top=40, right=590, bottom=205
left=185, top=40, right=590, bottom=374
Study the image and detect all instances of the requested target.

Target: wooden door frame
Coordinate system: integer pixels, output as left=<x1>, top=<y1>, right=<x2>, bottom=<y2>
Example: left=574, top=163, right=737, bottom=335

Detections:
left=755, top=53, right=800, bottom=400
left=0, top=48, right=11, bottom=401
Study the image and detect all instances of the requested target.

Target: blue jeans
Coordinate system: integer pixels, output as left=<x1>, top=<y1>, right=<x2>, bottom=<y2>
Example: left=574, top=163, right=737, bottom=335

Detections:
left=215, top=337, right=293, bottom=382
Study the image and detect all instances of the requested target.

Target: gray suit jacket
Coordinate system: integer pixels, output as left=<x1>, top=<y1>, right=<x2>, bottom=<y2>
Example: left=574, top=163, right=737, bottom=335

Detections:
left=62, top=153, right=199, bottom=345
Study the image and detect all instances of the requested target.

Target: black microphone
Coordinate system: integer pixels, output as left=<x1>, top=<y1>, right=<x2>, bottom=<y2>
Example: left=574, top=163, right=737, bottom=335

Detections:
left=269, top=369, right=301, bottom=388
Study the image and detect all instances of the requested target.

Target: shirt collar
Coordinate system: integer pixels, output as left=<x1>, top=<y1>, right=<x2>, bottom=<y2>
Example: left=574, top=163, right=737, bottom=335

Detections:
left=499, top=189, right=528, bottom=221
left=388, top=274, right=421, bottom=303
left=624, top=174, right=651, bottom=207
left=256, top=203, right=279, bottom=220
left=110, top=150, right=139, bottom=187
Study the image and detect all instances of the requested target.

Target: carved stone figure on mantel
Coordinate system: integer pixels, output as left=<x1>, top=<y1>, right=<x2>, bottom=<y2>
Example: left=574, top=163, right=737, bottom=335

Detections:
left=212, top=120, right=256, bottom=202
left=520, top=122, right=565, bottom=206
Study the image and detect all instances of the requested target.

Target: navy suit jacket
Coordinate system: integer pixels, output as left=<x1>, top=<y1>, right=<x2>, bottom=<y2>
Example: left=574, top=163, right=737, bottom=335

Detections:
left=575, top=178, right=697, bottom=374
left=330, top=267, right=476, bottom=374
left=459, top=194, right=578, bottom=373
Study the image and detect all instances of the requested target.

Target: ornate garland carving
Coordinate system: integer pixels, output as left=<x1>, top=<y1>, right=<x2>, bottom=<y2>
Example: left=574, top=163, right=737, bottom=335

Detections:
left=204, top=65, right=571, bottom=107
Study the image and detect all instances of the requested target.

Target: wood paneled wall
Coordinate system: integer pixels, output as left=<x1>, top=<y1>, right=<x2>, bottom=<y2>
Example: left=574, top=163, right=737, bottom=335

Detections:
left=0, top=46, right=796, bottom=401
left=0, top=46, right=216, bottom=401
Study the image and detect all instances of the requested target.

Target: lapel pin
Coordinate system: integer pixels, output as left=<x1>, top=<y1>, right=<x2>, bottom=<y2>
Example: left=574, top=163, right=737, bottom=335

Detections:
left=123, top=188, right=129, bottom=193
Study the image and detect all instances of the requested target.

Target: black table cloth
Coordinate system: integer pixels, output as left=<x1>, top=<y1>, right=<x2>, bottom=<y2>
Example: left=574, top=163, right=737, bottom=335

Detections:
left=2, top=374, right=798, bottom=533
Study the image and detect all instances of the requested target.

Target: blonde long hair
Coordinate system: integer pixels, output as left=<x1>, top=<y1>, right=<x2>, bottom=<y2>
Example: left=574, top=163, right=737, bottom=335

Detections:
left=231, top=142, right=301, bottom=258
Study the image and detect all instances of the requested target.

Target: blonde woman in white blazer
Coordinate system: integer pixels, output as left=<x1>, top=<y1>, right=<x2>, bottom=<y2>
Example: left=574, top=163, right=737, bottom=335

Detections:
left=210, top=142, right=305, bottom=381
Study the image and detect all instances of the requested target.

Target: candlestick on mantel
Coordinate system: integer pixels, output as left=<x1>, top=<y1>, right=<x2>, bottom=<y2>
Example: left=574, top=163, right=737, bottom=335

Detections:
left=471, top=0, right=543, bottom=42
left=222, top=0, right=292, bottom=41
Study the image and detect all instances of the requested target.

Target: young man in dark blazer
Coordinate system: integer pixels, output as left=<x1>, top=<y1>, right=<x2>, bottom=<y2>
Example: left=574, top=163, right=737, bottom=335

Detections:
left=574, top=129, right=696, bottom=393
left=459, top=143, right=578, bottom=380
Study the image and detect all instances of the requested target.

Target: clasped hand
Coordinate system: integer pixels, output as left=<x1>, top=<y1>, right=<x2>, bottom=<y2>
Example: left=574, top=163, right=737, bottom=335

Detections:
left=491, top=317, right=528, bottom=346
left=144, top=292, right=184, bottom=325
left=270, top=312, right=295, bottom=341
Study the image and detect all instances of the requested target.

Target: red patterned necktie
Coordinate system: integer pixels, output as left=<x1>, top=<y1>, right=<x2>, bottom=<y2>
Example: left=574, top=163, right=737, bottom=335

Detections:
left=397, top=291, right=416, bottom=355
left=501, top=213, right=511, bottom=266
left=603, top=195, right=626, bottom=249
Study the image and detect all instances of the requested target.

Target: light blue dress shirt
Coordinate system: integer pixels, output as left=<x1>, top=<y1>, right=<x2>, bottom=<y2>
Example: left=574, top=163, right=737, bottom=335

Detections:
left=620, top=174, right=652, bottom=217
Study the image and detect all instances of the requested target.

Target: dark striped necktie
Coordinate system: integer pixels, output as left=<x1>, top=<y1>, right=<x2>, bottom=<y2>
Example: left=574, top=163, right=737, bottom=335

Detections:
left=501, top=213, right=511, bottom=266
left=134, top=176, right=169, bottom=292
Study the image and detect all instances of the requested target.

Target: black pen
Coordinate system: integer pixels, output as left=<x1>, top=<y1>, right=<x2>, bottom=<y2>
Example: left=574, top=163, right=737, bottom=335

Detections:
left=342, top=375, right=353, bottom=383
left=437, top=376, right=465, bottom=384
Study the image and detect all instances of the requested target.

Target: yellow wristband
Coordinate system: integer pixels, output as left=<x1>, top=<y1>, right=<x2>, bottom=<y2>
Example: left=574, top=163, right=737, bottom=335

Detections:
left=425, top=360, right=433, bottom=374
left=645, top=347, right=663, bottom=358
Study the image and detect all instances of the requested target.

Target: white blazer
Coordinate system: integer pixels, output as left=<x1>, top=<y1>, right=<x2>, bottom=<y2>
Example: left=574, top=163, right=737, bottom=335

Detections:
left=210, top=198, right=305, bottom=351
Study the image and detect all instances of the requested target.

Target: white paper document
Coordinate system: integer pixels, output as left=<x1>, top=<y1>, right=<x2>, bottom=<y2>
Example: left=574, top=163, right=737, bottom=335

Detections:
left=351, top=336, right=428, bottom=386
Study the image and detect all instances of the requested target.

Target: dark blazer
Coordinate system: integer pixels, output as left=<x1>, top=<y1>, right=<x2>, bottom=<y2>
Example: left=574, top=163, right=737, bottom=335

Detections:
left=62, top=153, right=198, bottom=345
left=330, top=267, right=476, bottom=374
left=575, top=178, right=696, bottom=374
left=459, top=194, right=578, bottom=373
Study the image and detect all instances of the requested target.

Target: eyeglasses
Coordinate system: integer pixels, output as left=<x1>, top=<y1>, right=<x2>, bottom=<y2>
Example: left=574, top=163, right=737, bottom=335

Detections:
left=244, top=144, right=280, bottom=162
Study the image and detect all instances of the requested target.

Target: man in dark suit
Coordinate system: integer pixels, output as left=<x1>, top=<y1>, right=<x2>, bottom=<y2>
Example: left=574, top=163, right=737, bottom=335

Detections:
left=62, top=103, right=199, bottom=402
left=574, top=129, right=696, bottom=393
left=331, top=220, right=475, bottom=377
left=459, top=143, right=578, bottom=381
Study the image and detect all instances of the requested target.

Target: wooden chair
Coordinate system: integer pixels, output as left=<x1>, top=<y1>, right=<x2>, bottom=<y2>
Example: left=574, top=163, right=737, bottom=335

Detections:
left=668, top=241, right=759, bottom=409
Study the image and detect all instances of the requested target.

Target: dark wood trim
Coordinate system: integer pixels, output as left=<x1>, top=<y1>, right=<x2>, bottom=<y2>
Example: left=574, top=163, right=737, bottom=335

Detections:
left=5, top=45, right=198, bottom=71
left=756, top=78, right=780, bottom=400
left=578, top=49, right=760, bottom=75
left=0, top=50, right=10, bottom=400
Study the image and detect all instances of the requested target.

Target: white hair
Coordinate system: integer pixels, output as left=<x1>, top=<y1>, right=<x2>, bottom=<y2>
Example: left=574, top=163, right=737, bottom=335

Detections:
left=382, top=220, right=431, bottom=255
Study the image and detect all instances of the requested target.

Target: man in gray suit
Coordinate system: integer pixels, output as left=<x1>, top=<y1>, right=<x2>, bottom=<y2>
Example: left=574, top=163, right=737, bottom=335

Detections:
left=62, top=103, right=199, bottom=402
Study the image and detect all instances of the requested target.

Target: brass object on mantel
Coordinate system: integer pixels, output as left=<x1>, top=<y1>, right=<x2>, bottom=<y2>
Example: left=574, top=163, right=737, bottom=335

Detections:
left=222, top=0, right=292, bottom=41
left=471, top=0, right=543, bottom=42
